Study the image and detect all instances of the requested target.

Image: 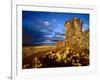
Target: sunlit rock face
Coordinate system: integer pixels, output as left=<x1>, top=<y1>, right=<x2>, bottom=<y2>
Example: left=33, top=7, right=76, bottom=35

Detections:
left=65, top=18, right=89, bottom=52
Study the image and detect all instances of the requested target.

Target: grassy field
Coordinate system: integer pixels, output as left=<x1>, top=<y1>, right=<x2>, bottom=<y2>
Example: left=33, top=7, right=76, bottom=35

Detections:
left=22, top=45, right=89, bottom=69
left=22, top=45, right=56, bottom=58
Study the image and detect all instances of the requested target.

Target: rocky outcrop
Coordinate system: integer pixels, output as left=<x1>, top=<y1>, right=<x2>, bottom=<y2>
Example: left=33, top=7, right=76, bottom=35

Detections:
left=65, top=18, right=89, bottom=52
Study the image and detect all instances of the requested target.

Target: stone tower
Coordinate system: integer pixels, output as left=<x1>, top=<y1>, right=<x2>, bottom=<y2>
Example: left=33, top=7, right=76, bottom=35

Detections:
left=65, top=17, right=89, bottom=52
left=73, top=17, right=83, bottom=32
left=65, top=18, right=83, bottom=37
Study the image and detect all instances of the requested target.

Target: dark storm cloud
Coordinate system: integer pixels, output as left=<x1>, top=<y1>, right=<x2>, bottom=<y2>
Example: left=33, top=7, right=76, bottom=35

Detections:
left=49, top=37, right=64, bottom=42
left=29, top=20, right=54, bottom=34
left=48, top=32, right=65, bottom=42
left=54, top=32, right=65, bottom=37
left=22, top=11, right=89, bottom=45
left=23, top=26, right=47, bottom=45
left=22, top=22, right=56, bottom=45
left=23, top=23, right=65, bottom=45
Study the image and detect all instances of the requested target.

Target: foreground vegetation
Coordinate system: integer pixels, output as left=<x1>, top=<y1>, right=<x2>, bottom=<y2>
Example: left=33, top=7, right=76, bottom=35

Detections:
left=22, top=45, right=89, bottom=69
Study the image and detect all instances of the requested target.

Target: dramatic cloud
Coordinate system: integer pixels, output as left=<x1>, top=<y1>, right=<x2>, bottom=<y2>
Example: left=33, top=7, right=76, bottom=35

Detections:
left=22, top=11, right=89, bottom=45
left=43, top=21, right=50, bottom=26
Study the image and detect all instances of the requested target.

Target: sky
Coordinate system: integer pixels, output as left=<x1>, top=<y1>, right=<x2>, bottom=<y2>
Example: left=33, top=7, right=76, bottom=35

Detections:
left=22, top=11, right=89, bottom=46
